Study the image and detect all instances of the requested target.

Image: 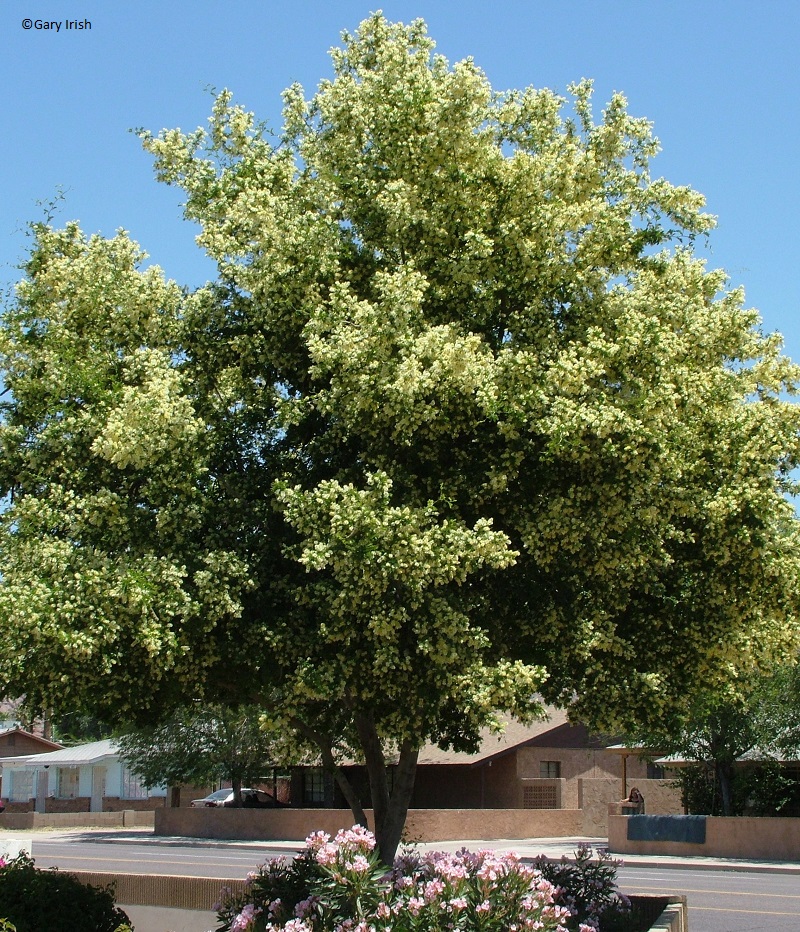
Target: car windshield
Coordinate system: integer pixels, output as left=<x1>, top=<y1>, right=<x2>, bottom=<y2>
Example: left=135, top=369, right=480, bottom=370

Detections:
left=207, top=789, right=232, bottom=800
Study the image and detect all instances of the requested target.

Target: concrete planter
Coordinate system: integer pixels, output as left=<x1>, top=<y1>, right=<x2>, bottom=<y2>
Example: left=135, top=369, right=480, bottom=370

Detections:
left=629, top=895, right=688, bottom=931
left=62, top=873, right=688, bottom=932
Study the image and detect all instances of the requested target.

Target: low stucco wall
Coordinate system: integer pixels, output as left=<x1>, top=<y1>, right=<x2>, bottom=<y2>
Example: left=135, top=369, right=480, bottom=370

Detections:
left=0, top=809, right=154, bottom=830
left=155, top=807, right=585, bottom=842
left=609, top=814, right=800, bottom=861
left=102, top=795, right=166, bottom=811
left=405, top=807, right=584, bottom=841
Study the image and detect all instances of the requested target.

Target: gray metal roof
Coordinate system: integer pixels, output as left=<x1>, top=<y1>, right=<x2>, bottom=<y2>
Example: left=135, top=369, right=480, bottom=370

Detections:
left=11, top=738, right=119, bottom=769
left=656, top=749, right=800, bottom=766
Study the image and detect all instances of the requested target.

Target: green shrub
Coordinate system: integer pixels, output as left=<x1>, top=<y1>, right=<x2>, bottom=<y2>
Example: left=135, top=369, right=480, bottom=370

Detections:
left=532, top=843, right=632, bottom=927
left=0, top=853, right=132, bottom=932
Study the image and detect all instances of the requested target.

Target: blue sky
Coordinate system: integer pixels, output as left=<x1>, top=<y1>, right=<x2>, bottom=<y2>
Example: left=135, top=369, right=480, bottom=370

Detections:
left=2, top=0, right=799, bottom=360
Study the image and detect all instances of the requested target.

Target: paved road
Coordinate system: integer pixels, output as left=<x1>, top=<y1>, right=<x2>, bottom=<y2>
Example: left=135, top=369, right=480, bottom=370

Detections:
left=618, top=865, right=800, bottom=932
left=24, top=833, right=800, bottom=931
left=30, top=834, right=289, bottom=878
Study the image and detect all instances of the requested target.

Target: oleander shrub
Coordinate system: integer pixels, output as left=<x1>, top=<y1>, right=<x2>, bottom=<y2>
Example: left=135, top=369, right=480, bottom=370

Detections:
left=0, top=853, right=132, bottom=932
left=214, top=826, right=631, bottom=932
left=532, top=844, right=633, bottom=928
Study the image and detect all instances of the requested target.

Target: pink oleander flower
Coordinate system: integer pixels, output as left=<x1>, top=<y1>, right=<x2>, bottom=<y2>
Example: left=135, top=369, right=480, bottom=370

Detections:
left=281, top=920, right=314, bottom=932
left=347, top=854, right=371, bottom=873
left=334, top=825, right=377, bottom=851
left=422, top=878, right=445, bottom=902
left=407, top=896, right=425, bottom=915
left=315, top=842, right=339, bottom=865
left=376, top=902, right=391, bottom=919
left=448, top=897, right=468, bottom=911
left=432, top=857, right=468, bottom=881
left=476, top=900, right=491, bottom=913
left=230, top=903, right=262, bottom=931
left=535, top=877, right=556, bottom=895
left=305, top=830, right=331, bottom=849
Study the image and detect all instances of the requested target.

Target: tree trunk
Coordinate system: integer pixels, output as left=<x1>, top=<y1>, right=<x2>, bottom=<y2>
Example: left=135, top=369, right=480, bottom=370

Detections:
left=717, top=762, right=734, bottom=816
left=378, top=741, right=419, bottom=864
left=231, top=774, right=243, bottom=807
left=355, top=711, right=419, bottom=865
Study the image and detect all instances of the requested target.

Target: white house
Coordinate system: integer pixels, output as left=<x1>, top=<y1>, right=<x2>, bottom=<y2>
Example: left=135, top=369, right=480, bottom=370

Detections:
left=0, top=738, right=167, bottom=813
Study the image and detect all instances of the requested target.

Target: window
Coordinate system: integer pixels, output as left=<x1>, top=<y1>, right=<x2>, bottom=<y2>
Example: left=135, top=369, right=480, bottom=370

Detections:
left=10, top=770, right=35, bottom=801
left=57, top=767, right=80, bottom=798
left=303, top=768, right=326, bottom=804
left=539, top=761, right=561, bottom=779
left=647, top=763, right=665, bottom=780
left=121, top=766, right=148, bottom=799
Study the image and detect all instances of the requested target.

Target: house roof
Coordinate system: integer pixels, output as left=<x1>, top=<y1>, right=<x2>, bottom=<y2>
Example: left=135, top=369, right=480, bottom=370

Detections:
left=0, top=738, right=119, bottom=770
left=329, top=708, right=581, bottom=768
left=415, top=709, right=573, bottom=766
left=27, top=738, right=118, bottom=766
left=0, top=727, right=62, bottom=752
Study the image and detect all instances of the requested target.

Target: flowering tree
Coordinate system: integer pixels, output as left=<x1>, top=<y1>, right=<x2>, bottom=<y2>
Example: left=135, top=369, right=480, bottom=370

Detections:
left=2, top=14, right=800, bottom=861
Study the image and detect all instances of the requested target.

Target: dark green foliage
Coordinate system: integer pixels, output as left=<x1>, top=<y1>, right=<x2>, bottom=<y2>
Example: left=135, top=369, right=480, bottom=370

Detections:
left=0, top=854, right=132, bottom=932
left=676, top=759, right=799, bottom=816
left=214, top=849, right=321, bottom=930
left=630, top=664, right=800, bottom=816
left=51, top=711, right=112, bottom=745
left=531, top=844, right=632, bottom=930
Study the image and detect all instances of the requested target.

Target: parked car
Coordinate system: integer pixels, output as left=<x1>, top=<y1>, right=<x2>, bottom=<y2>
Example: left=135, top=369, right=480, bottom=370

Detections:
left=190, top=788, right=287, bottom=808
left=226, top=789, right=288, bottom=808
left=190, top=788, right=238, bottom=808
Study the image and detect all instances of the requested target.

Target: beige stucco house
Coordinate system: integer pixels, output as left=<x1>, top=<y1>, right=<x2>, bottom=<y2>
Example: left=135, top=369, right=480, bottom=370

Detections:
left=290, top=709, right=682, bottom=833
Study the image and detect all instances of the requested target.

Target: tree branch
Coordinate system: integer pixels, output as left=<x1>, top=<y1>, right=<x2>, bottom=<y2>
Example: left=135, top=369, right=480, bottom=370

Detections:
left=289, top=716, right=367, bottom=827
